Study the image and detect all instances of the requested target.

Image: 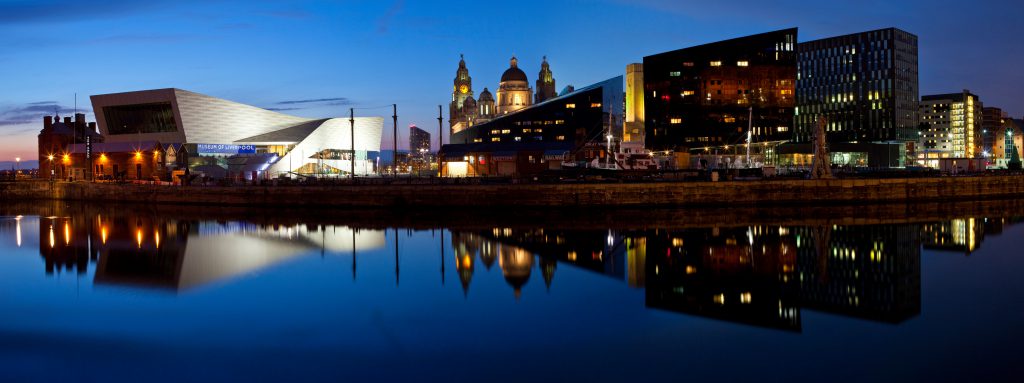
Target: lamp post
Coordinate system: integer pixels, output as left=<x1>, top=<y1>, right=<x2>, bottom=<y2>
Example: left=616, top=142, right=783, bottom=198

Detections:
left=15, top=157, right=20, bottom=177
left=47, top=155, right=54, bottom=180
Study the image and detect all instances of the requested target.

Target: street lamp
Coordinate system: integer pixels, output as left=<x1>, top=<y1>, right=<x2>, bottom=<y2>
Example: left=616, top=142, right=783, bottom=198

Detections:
left=15, top=157, right=20, bottom=173
left=47, top=155, right=54, bottom=180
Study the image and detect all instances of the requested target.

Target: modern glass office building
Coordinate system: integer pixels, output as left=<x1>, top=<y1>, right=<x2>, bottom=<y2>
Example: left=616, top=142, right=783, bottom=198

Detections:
left=792, top=28, right=919, bottom=167
left=643, top=29, right=798, bottom=153
left=441, top=76, right=623, bottom=176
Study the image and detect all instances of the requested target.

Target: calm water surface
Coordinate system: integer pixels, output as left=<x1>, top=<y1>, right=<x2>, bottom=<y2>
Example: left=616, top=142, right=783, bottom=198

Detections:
left=1, top=203, right=1022, bottom=382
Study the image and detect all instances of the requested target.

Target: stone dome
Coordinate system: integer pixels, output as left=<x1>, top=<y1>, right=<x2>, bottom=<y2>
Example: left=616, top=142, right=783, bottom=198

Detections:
left=479, top=88, right=494, bottom=101
left=500, top=56, right=528, bottom=83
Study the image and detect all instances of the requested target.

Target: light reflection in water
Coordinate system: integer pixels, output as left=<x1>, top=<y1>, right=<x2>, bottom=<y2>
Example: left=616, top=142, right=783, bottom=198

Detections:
left=14, top=215, right=21, bottom=248
left=9, top=208, right=1023, bottom=330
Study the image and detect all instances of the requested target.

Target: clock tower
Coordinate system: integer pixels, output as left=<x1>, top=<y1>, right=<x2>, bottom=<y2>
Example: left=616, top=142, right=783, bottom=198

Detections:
left=450, top=54, right=477, bottom=134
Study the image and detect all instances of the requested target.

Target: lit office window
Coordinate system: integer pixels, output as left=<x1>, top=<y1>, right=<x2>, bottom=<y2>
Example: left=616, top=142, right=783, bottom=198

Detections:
left=710, top=61, right=722, bottom=67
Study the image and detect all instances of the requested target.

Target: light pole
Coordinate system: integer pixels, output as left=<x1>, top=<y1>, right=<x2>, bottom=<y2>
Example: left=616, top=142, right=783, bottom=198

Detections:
left=15, top=157, right=20, bottom=175
left=47, top=155, right=54, bottom=180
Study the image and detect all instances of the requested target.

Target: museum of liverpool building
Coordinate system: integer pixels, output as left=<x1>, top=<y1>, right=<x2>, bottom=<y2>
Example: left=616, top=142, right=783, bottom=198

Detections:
left=440, top=76, right=623, bottom=177
left=87, top=88, right=383, bottom=181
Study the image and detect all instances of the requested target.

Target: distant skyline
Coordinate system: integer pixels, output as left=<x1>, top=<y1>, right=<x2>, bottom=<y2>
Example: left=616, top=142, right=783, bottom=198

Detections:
left=1, top=0, right=1021, bottom=160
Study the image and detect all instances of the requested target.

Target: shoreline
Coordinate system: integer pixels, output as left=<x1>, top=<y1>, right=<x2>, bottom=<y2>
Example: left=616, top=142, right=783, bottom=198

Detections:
left=4, top=197, right=1024, bottom=231
left=2, top=175, right=1023, bottom=209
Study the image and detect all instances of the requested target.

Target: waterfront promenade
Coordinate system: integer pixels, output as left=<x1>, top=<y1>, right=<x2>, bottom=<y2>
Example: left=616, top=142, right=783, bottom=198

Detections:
left=2, top=175, right=1023, bottom=208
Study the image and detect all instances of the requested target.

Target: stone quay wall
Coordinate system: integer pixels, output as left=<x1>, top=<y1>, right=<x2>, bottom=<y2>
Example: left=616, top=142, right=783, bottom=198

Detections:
left=2, top=176, right=1023, bottom=208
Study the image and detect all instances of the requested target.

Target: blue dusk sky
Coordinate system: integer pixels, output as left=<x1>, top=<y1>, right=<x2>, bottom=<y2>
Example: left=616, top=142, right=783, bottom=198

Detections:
left=0, top=0, right=1021, bottom=160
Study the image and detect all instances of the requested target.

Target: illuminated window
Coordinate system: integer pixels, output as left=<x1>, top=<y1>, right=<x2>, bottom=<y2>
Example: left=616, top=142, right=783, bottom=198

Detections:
left=780, top=89, right=793, bottom=95
left=535, top=128, right=543, bottom=133
left=565, top=103, right=575, bottom=109
left=491, top=137, right=501, bottom=142
left=710, top=61, right=722, bottom=67
left=683, top=62, right=694, bottom=67
left=590, top=102, right=602, bottom=108
left=501, top=129, right=511, bottom=134
left=669, top=71, right=681, bottom=77
left=473, top=138, right=483, bottom=143
left=681, top=90, right=695, bottom=96
left=670, top=118, right=682, bottom=124
left=737, top=60, right=749, bottom=67
left=556, top=135, right=566, bottom=141
left=777, top=126, right=789, bottom=132
left=514, top=137, right=522, bottom=142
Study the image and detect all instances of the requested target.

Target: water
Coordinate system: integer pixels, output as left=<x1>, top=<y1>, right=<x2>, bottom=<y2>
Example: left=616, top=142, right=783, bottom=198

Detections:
left=1, top=202, right=1022, bottom=382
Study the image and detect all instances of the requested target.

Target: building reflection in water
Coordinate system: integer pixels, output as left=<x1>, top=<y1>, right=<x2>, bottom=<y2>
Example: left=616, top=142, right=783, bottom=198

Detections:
left=35, top=211, right=385, bottom=291
left=645, top=226, right=802, bottom=330
left=448, top=217, right=1019, bottom=330
left=22, top=208, right=1021, bottom=329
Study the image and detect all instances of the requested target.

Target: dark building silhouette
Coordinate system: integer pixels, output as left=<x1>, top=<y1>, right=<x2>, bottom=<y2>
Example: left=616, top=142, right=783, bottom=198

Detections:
left=982, top=107, right=1007, bottom=156
left=644, top=226, right=802, bottom=331
left=643, top=29, right=797, bottom=152
left=794, top=224, right=921, bottom=323
left=791, top=28, right=919, bottom=167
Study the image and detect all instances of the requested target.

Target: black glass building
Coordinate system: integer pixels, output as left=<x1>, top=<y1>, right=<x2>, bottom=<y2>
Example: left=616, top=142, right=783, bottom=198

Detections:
left=441, top=76, right=622, bottom=177
left=643, top=29, right=798, bottom=152
left=793, top=28, right=919, bottom=167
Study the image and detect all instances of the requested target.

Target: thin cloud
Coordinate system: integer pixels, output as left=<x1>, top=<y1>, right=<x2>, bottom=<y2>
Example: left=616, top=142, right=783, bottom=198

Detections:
left=263, top=9, right=312, bottom=20
left=377, top=0, right=406, bottom=34
left=277, top=97, right=351, bottom=105
left=85, top=33, right=197, bottom=45
left=0, top=0, right=199, bottom=24
left=0, top=103, right=85, bottom=126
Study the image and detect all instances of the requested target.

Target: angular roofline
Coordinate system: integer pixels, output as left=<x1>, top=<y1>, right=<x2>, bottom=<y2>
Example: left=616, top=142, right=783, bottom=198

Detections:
left=481, top=76, right=623, bottom=124
left=922, top=90, right=978, bottom=101
left=799, top=27, right=916, bottom=45
left=644, top=28, right=798, bottom=59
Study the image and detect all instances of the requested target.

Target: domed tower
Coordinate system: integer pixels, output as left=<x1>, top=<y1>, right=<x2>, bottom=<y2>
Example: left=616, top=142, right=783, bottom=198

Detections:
left=456, top=251, right=475, bottom=297
left=449, top=54, right=475, bottom=134
left=478, top=88, right=495, bottom=120
left=500, top=247, right=534, bottom=300
left=496, top=56, right=533, bottom=115
left=535, top=56, right=557, bottom=103
left=539, top=258, right=556, bottom=292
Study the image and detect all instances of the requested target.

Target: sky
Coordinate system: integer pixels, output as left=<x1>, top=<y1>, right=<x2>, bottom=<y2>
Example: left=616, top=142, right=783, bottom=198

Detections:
left=0, top=0, right=1021, bottom=161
